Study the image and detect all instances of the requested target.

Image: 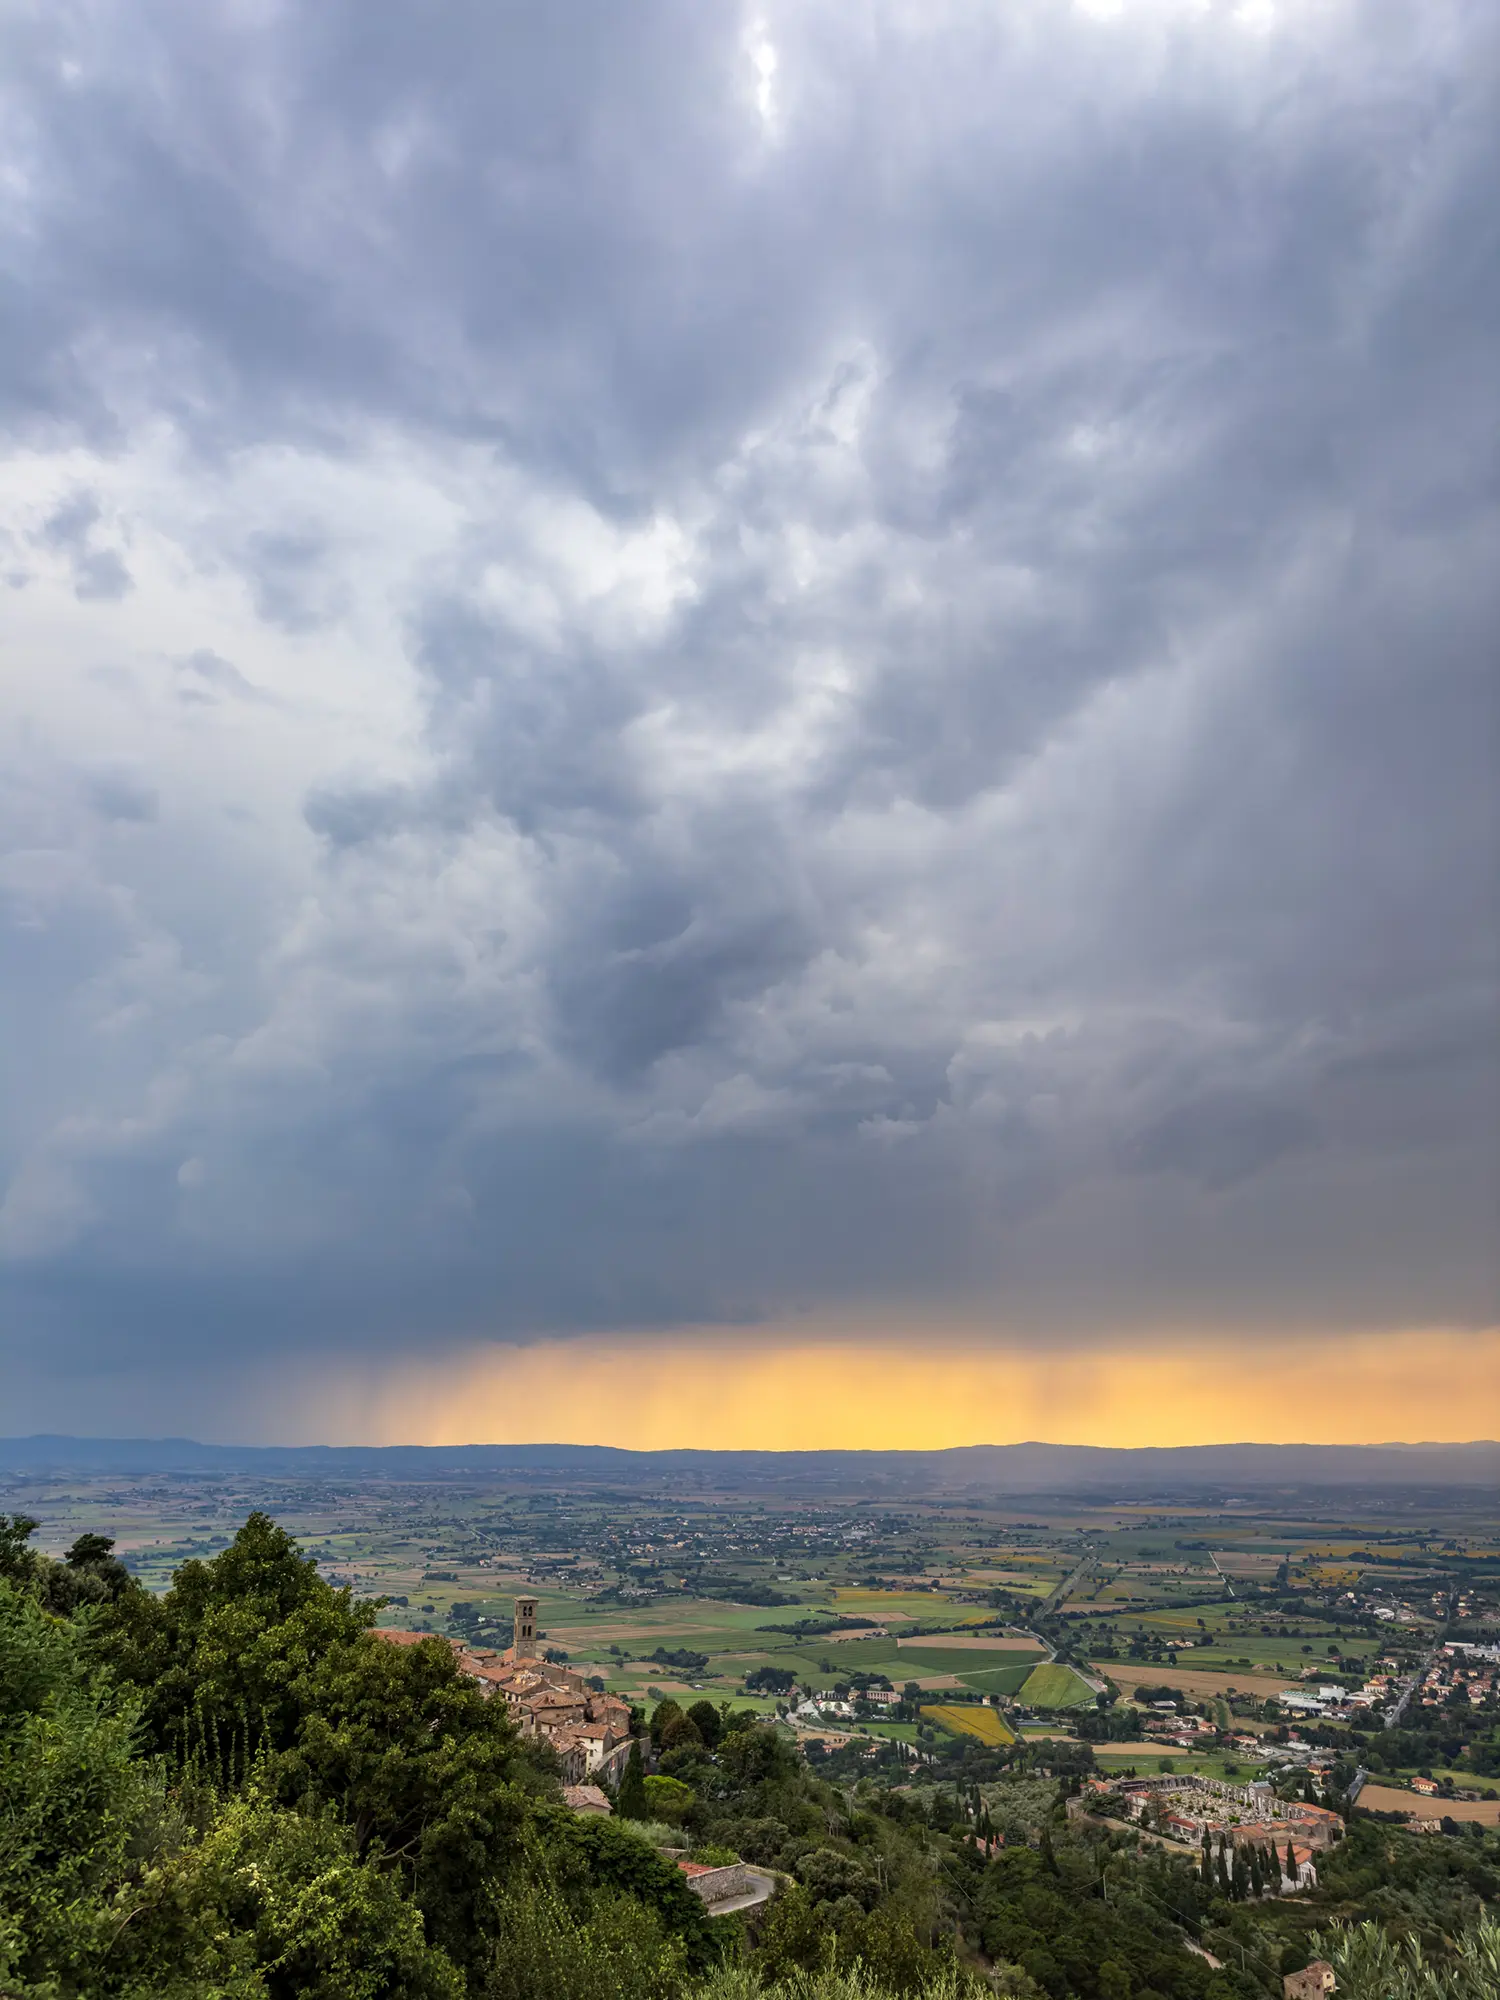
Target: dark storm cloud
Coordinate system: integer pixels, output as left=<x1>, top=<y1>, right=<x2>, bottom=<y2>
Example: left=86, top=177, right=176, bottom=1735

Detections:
left=0, top=0, right=1496, bottom=1414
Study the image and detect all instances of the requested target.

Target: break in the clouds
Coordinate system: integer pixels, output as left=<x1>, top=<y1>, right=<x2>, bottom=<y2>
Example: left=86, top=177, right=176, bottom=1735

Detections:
left=1, top=0, right=1496, bottom=1428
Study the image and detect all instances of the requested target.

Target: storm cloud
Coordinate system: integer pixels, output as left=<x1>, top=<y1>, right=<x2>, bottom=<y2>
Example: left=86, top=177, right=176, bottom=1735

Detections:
left=1, top=0, right=1496, bottom=1426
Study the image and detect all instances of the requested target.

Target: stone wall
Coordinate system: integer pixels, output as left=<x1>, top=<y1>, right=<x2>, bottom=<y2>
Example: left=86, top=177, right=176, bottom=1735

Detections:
left=682, top=1862, right=749, bottom=1905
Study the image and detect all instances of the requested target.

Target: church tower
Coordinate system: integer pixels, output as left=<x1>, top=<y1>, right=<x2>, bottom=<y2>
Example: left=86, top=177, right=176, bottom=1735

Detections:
left=513, top=1595, right=538, bottom=1661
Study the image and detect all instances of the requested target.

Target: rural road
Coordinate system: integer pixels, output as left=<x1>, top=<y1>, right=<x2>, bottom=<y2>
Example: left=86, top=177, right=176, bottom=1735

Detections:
left=1041, top=1548, right=1097, bottom=1618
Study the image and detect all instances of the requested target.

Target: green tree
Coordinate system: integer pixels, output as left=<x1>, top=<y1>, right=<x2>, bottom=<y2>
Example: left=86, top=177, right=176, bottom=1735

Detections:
left=615, top=1741, right=648, bottom=1819
left=660, top=1711, right=704, bottom=1752
left=96, top=1511, right=370, bottom=1763
left=649, top=1698, right=684, bottom=1747
left=113, top=1789, right=465, bottom=1999
left=269, top=1624, right=538, bottom=1969
left=1318, top=1916, right=1500, bottom=2000
left=750, top=1884, right=828, bottom=1981
left=0, top=1578, right=148, bottom=1993
left=687, top=1699, right=723, bottom=1748
left=0, top=1513, right=40, bottom=1586
left=643, top=1773, right=695, bottom=1824
left=480, top=1879, right=686, bottom=2000
left=39, top=1532, right=139, bottom=1615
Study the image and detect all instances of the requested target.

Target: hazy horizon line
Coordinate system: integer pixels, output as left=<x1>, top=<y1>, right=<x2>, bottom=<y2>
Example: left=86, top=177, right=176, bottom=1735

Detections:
left=7, top=1432, right=1499, bottom=1454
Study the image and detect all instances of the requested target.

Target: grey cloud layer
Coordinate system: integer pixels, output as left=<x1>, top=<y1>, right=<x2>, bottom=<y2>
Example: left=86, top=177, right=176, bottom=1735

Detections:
left=1, top=0, right=1496, bottom=1414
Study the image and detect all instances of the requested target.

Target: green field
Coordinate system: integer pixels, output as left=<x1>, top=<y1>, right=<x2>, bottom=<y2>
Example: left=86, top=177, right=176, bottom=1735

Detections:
left=1018, top=1663, right=1096, bottom=1709
left=956, top=1662, right=1037, bottom=1696
left=830, top=1589, right=975, bottom=1617
left=883, top=1645, right=1041, bottom=1676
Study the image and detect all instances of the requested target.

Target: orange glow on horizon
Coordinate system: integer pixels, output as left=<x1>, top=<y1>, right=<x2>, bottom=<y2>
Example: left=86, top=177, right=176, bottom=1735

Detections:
left=303, top=1324, right=1500, bottom=1451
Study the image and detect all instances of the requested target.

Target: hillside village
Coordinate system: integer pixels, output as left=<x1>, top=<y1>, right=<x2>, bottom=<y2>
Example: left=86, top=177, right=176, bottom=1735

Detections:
left=377, top=1593, right=637, bottom=1788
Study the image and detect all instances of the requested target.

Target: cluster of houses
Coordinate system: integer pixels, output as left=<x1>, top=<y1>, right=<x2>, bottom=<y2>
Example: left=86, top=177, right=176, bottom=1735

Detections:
left=1140, top=1705, right=1336, bottom=1775
left=1141, top=1709, right=1215, bottom=1749
left=1088, top=1772, right=1343, bottom=1889
left=1275, top=1656, right=1422, bottom=1721
left=376, top=1595, right=635, bottom=1787
left=790, top=1686, right=900, bottom=1724
left=1414, top=1643, right=1500, bottom=1710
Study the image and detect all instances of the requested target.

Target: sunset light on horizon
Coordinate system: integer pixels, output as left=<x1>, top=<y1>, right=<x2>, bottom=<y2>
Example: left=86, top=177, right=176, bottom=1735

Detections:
left=227, top=1324, right=1500, bottom=1453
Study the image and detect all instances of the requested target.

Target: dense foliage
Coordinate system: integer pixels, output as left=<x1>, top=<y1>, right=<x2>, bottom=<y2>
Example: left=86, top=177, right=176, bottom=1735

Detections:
left=1318, top=1916, right=1500, bottom=1999
left=0, top=1514, right=712, bottom=1998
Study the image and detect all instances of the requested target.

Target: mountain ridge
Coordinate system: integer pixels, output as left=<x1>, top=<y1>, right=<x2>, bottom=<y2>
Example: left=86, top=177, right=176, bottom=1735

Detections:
left=4, top=1433, right=1498, bottom=1491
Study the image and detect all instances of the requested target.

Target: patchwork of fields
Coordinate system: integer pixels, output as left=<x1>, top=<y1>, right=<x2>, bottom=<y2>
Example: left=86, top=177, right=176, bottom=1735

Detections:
left=15, top=1464, right=1488, bottom=1816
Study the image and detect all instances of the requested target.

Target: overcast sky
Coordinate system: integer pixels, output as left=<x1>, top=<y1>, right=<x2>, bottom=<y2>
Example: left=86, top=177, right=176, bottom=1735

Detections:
left=2, top=0, right=1496, bottom=1437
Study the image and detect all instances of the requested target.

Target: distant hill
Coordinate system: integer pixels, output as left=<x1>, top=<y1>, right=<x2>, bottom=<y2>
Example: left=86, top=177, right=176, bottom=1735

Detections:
left=2, top=1434, right=1497, bottom=1494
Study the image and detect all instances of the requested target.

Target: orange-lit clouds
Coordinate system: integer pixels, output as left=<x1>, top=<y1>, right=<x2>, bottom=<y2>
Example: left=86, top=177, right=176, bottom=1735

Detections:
left=312, top=1324, right=1500, bottom=1450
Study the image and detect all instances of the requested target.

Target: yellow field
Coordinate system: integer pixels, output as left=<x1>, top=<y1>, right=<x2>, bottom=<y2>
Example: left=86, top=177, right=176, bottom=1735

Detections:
left=921, top=1704, right=1017, bottom=1747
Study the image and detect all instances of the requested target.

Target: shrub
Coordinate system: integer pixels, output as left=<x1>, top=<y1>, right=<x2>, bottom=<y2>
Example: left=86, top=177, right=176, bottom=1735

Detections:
left=481, top=1880, right=686, bottom=2000
left=644, top=1774, right=696, bottom=1824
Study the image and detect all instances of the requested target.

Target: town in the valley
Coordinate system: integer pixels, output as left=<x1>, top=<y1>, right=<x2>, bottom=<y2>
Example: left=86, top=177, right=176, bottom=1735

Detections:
left=10, top=1449, right=1500, bottom=1994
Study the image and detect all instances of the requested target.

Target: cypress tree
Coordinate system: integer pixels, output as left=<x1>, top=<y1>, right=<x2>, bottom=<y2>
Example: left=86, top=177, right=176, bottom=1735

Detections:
left=615, top=1739, right=647, bottom=1819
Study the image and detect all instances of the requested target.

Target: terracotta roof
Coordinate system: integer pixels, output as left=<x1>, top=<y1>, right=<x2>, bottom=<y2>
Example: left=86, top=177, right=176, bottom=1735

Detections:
left=371, top=1629, right=443, bottom=1647
left=563, top=1785, right=612, bottom=1812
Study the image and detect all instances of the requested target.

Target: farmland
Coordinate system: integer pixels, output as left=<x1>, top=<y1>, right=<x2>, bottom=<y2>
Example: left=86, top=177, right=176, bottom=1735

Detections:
left=1358, top=1784, right=1500, bottom=1825
left=956, top=1662, right=1037, bottom=1697
left=922, top=1704, right=1017, bottom=1747
left=1016, top=1662, right=1097, bottom=1709
left=1101, top=1661, right=1294, bottom=1702
left=9, top=1450, right=1498, bottom=1813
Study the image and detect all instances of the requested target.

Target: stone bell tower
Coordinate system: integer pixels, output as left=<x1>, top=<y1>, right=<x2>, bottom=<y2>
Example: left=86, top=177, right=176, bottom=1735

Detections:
left=513, top=1594, right=538, bottom=1661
